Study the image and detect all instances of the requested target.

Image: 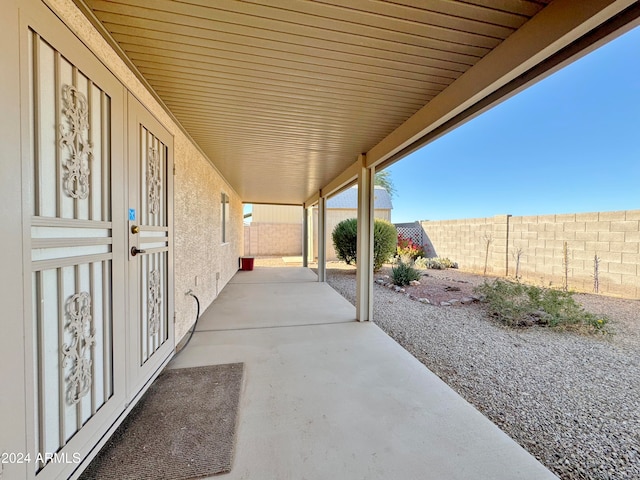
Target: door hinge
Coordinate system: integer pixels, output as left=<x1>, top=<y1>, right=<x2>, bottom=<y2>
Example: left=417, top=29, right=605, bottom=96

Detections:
left=173, top=164, right=176, bottom=176
left=173, top=312, right=176, bottom=323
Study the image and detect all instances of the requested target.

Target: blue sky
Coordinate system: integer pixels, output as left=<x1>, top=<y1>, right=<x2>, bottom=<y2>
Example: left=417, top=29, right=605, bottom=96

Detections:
left=387, top=26, right=640, bottom=223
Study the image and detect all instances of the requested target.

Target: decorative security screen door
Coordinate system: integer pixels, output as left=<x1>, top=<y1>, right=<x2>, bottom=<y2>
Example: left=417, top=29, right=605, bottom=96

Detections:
left=127, top=94, right=174, bottom=396
left=22, top=6, right=127, bottom=479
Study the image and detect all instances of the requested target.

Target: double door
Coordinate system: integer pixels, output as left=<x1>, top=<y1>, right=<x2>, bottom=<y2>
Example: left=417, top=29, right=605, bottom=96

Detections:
left=19, top=3, right=174, bottom=478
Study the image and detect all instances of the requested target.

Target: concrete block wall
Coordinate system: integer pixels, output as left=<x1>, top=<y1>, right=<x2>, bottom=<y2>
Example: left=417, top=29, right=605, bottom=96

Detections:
left=510, top=211, right=640, bottom=298
left=421, top=210, right=640, bottom=299
left=419, top=216, right=499, bottom=275
left=243, top=209, right=391, bottom=260
left=244, top=223, right=302, bottom=256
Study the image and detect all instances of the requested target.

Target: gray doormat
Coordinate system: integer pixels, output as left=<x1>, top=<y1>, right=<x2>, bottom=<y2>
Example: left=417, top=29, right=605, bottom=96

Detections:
left=80, top=363, right=244, bottom=480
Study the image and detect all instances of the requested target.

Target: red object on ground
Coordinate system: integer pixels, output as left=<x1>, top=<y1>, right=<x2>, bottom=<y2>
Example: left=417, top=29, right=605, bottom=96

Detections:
left=241, top=257, right=254, bottom=271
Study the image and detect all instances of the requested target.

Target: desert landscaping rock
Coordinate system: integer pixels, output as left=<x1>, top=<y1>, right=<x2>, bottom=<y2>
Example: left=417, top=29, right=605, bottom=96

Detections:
left=324, top=264, right=640, bottom=480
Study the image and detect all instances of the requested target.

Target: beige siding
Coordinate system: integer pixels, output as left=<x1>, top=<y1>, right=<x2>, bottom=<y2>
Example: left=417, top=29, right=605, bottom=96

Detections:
left=252, top=204, right=302, bottom=224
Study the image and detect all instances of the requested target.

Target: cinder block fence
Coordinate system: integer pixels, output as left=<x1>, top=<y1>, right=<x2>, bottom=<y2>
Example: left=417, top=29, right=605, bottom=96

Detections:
left=420, top=210, right=640, bottom=299
left=244, top=223, right=302, bottom=256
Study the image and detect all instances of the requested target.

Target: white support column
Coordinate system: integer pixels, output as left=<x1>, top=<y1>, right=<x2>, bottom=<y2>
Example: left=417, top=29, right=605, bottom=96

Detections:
left=307, top=207, right=314, bottom=265
left=302, top=206, right=309, bottom=268
left=317, top=195, right=327, bottom=282
left=356, top=155, right=375, bottom=322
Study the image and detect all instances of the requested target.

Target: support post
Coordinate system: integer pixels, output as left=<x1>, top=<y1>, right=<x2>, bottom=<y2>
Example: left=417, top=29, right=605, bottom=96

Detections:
left=307, top=207, right=314, bottom=265
left=356, top=155, right=374, bottom=321
left=317, top=195, right=327, bottom=282
left=302, top=206, right=309, bottom=268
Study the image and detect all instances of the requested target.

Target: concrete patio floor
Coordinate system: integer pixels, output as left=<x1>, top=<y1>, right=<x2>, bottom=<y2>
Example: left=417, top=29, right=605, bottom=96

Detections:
left=169, top=266, right=558, bottom=479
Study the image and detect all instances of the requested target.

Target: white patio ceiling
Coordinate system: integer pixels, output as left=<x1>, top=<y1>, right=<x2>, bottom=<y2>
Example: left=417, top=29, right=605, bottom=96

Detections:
left=76, top=0, right=638, bottom=205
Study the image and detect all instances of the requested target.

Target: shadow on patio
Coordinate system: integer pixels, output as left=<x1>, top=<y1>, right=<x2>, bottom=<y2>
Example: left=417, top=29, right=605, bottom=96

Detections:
left=168, top=266, right=557, bottom=479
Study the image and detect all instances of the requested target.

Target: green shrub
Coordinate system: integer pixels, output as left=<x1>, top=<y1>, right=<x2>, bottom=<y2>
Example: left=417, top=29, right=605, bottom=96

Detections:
left=414, top=256, right=458, bottom=270
left=473, top=279, right=609, bottom=333
left=332, top=218, right=358, bottom=266
left=373, top=219, right=398, bottom=271
left=332, top=218, right=397, bottom=272
left=391, top=260, right=422, bottom=286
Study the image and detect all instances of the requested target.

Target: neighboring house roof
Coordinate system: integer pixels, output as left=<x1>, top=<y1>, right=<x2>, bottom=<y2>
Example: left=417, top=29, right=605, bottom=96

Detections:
left=327, top=186, right=393, bottom=210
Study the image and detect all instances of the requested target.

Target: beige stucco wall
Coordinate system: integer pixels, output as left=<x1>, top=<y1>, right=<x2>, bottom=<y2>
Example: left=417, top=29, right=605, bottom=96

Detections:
left=48, top=0, right=244, bottom=340
left=421, top=210, right=640, bottom=299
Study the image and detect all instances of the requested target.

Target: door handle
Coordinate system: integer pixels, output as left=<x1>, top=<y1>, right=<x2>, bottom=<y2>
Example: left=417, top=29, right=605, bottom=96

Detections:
left=131, top=246, right=146, bottom=256
left=131, top=225, right=140, bottom=234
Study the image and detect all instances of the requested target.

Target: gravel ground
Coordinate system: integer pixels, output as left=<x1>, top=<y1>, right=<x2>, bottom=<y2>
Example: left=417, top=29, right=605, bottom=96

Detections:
left=325, top=264, right=640, bottom=480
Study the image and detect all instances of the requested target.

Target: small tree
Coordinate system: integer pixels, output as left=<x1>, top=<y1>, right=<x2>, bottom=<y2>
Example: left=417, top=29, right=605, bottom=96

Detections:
left=512, top=246, right=524, bottom=279
left=332, top=218, right=397, bottom=271
left=374, top=170, right=396, bottom=198
left=483, top=233, right=493, bottom=276
left=562, top=241, right=569, bottom=292
left=593, top=253, right=600, bottom=294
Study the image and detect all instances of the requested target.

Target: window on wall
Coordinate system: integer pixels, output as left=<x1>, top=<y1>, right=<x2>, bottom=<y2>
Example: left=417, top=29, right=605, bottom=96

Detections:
left=221, top=192, right=229, bottom=243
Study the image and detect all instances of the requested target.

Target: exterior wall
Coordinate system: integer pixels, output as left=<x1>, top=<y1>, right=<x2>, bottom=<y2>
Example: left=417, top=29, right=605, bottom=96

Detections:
left=419, top=216, right=500, bottom=274
left=252, top=204, right=302, bottom=223
left=315, top=209, right=392, bottom=261
left=421, top=210, right=640, bottom=299
left=48, top=0, right=244, bottom=340
left=510, top=211, right=640, bottom=298
left=245, top=207, right=391, bottom=260
left=244, top=223, right=303, bottom=256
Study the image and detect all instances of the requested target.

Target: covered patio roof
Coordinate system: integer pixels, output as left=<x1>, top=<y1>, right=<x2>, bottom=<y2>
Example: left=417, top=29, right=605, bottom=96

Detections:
left=74, top=0, right=639, bottom=206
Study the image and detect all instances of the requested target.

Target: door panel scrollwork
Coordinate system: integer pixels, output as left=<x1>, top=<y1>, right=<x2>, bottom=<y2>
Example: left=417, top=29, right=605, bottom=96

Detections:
left=147, top=146, right=161, bottom=215
left=59, top=84, right=92, bottom=200
left=148, top=269, right=161, bottom=336
left=61, top=292, right=95, bottom=405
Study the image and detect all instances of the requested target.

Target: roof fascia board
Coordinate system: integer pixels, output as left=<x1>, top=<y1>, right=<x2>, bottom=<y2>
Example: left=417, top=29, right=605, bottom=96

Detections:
left=373, top=2, right=640, bottom=173
left=304, top=154, right=364, bottom=207
left=365, top=0, right=636, bottom=170
left=322, top=159, right=361, bottom=198
left=303, top=192, right=320, bottom=209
